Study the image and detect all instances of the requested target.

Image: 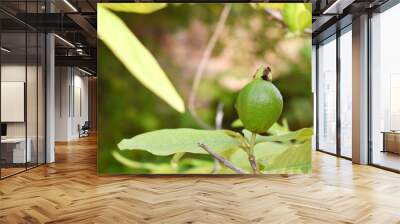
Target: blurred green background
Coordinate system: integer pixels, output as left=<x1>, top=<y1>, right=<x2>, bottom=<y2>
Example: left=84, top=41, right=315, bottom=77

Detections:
left=98, top=3, right=312, bottom=174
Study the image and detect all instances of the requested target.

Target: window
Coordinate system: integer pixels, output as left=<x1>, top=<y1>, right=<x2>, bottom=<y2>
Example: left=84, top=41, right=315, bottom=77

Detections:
left=370, top=3, right=400, bottom=171
left=339, top=27, right=352, bottom=158
left=0, top=2, right=46, bottom=179
left=317, top=36, right=337, bottom=154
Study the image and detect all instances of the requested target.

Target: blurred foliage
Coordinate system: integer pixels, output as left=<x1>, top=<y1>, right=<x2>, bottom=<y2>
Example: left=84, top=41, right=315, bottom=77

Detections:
left=100, top=3, right=167, bottom=13
left=98, top=5, right=184, bottom=113
left=98, top=3, right=312, bottom=174
left=282, top=4, right=312, bottom=33
left=252, top=3, right=311, bottom=34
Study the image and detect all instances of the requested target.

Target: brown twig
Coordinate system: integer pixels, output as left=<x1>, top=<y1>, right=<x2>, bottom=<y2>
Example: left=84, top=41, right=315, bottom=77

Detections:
left=264, top=9, right=311, bottom=37
left=198, top=143, right=247, bottom=174
left=188, top=4, right=232, bottom=129
left=264, top=9, right=286, bottom=28
left=248, top=154, right=260, bottom=174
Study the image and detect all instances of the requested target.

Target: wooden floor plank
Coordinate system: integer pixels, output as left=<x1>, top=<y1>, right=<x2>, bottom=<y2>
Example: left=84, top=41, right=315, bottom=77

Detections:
left=1, top=135, right=400, bottom=223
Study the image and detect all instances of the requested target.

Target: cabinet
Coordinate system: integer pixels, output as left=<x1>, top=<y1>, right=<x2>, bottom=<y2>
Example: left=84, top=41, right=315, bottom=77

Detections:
left=382, top=132, right=400, bottom=154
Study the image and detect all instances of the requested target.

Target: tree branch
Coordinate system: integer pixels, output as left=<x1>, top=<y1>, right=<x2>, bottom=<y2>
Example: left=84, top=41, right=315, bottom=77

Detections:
left=264, top=9, right=286, bottom=28
left=188, top=4, right=232, bottom=129
left=198, top=143, right=247, bottom=174
left=248, top=132, right=261, bottom=174
left=264, top=9, right=311, bottom=36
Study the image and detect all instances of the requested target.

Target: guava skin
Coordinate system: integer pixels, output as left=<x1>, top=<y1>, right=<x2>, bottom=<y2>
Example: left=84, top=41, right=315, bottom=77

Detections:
left=236, top=78, right=283, bottom=134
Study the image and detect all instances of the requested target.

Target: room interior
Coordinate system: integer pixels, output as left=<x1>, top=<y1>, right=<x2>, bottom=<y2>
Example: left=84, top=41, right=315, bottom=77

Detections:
left=0, top=0, right=96, bottom=179
left=369, top=4, right=400, bottom=171
left=0, top=0, right=400, bottom=222
left=54, top=66, right=91, bottom=142
left=313, top=0, right=400, bottom=172
left=0, top=30, right=46, bottom=178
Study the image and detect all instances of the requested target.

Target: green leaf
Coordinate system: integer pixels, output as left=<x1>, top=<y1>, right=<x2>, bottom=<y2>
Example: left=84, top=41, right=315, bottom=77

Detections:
left=282, top=3, right=312, bottom=33
left=230, top=141, right=288, bottom=171
left=253, top=141, right=289, bottom=159
left=112, top=150, right=215, bottom=174
left=231, top=119, right=243, bottom=128
left=304, top=3, right=312, bottom=13
left=261, top=128, right=313, bottom=142
left=171, top=152, right=185, bottom=168
left=118, top=128, right=240, bottom=156
left=252, top=3, right=285, bottom=10
left=179, top=158, right=214, bottom=174
left=260, top=140, right=312, bottom=173
left=267, top=119, right=290, bottom=135
left=231, top=118, right=288, bottom=133
left=243, top=128, right=313, bottom=144
left=298, top=10, right=311, bottom=32
left=112, top=150, right=176, bottom=173
left=98, top=6, right=185, bottom=113
left=99, top=3, right=167, bottom=14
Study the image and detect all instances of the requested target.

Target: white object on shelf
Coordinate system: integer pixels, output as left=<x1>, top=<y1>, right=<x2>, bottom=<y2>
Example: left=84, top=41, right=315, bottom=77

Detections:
left=1, top=138, right=31, bottom=163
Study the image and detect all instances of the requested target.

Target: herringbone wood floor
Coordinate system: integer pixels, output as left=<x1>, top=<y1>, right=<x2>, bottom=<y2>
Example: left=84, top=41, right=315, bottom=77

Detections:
left=1, top=135, right=400, bottom=224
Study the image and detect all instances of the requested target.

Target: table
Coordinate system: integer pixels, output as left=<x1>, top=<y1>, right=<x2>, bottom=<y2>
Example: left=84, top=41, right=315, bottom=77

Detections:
left=382, top=131, right=400, bottom=154
left=1, top=138, right=31, bottom=164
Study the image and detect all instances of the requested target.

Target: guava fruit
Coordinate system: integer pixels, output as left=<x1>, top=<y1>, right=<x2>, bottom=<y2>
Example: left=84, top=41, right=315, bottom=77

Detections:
left=236, top=66, right=283, bottom=134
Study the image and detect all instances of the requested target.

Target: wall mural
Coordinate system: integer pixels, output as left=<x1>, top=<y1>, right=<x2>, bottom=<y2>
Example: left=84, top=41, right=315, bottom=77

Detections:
left=97, top=3, right=313, bottom=174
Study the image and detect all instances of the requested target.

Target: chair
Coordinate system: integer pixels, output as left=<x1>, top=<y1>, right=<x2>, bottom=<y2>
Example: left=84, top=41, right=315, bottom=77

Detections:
left=78, top=121, right=90, bottom=138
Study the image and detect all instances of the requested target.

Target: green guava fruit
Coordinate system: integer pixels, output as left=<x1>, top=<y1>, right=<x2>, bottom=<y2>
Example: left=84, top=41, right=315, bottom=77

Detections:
left=236, top=66, right=283, bottom=134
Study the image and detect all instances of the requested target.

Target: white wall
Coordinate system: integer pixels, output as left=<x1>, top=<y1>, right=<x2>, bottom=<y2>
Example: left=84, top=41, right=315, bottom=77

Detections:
left=55, top=67, right=70, bottom=141
left=72, top=73, right=89, bottom=138
left=55, top=67, right=89, bottom=141
left=1, top=65, right=35, bottom=138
